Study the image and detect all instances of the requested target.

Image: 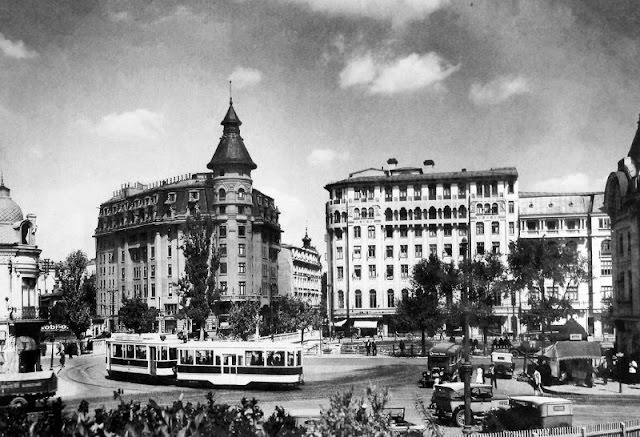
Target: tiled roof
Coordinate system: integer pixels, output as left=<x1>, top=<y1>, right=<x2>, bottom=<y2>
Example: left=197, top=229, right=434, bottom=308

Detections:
left=207, top=101, right=257, bottom=170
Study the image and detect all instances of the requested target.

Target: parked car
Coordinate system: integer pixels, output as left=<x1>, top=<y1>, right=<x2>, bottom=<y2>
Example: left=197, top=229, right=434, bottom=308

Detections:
left=484, top=396, right=573, bottom=430
left=384, top=408, right=426, bottom=436
left=421, top=342, right=463, bottom=388
left=491, top=352, right=515, bottom=379
left=429, top=382, right=510, bottom=427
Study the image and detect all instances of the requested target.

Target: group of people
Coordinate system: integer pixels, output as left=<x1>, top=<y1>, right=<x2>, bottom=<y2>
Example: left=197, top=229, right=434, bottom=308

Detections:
left=364, top=338, right=377, bottom=356
left=474, top=364, right=499, bottom=388
left=491, top=337, right=512, bottom=350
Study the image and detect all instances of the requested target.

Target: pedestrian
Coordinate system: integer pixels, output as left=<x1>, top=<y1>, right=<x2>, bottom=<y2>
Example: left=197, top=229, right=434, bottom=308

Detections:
left=68, top=342, right=74, bottom=359
left=399, top=340, right=405, bottom=356
left=365, top=338, right=371, bottom=356
left=58, top=348, right=66, bottom=370
left=489, top=364, right=498, bottom=388
left=475, top=365, right=484, bottom=384
left=601, top=359, right=609, bottom=385
left=372, top=340, right=377, bottom=356
left=533, top=367, right=542, bottom=395
left=629, top=358, right=638, bottom=384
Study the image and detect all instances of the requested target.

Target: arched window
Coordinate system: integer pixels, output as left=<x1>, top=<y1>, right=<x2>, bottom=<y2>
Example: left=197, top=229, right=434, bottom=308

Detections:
left=394, top=210, right=399, bottom=221
left=429, top=207, right=437, bottom=219
left=408, top=209, right=413, bottom=220
left=368, top=208, right=374, bottom=218
left=334, top=211, right=340, bottom=223
left=237, top=188, right=245, bottom=200
left=476, top=222, right=485, bottom=235
left=491, top=221, right=499, bottom=234
left=414, top=207, right=422, bottom=220
left=459, top=205, right=467, bottom=218
left=443, top=206, right=452, bottom=219
left=341, top=212, right=347, bottom=222
left=387, top=289, right=395, bottom=307
left=354, top=208, right=360, bottom=219
left=400, top=208, right=407, bottom=220
left=491, top=203, right=498, bottom=215
left=338, top=291, right=344, bottom=309
left=385, top=208, right=393, bottom=221
left=601, top=239, right=611, bottom=255
left=477, top=204, right=483, bottom=214
left=401, top=289, right=409, bottom=301
left=355, top=290, right=362, bottom=308
left=20, top=222, right=30, bottom=244
left=218, top=188, right=226, bottom=201
left=484, top=203, right=491, bottom=215
left=369, top=290, right=377, bottom=308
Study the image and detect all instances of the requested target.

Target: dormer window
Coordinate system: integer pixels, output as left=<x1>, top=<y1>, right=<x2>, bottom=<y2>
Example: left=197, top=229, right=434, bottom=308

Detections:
left=167, top=192, right=177, bottom=203
left=189, top=191, right=200, bottom=202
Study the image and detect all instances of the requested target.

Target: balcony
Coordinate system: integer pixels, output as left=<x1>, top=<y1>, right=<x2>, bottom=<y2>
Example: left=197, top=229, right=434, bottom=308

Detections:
left=5, top=306, right=47, bottom=322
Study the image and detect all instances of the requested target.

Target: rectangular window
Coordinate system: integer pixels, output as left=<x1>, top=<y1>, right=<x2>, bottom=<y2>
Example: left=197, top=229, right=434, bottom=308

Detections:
left=429, top=226, right=437, bottom=237
left=509, top=222, right=515, bottom=235
left=415, top=244, right=423, bottom=258
left=428, top=185, right=436, bottom=200
left=337, top=267, right=344, bottom=280
left=220, top=244, right=227, bottom=257
left=601, top=285, right=613, bottom=300
left=384, top=225, right=392, bottom=238
left=121, top=268, right=125, bottom=280
left=599, top=218, right=611, bottom=229
left=443, top=184, right=451, bottom=200
left=492, top=242, right=500, bottom=254
left=400, top=245, right=408, bottom=258
left=414, top=185, right=422, bottom=200
left=337, top=247, right=343, bottom=259
left=220, top=263, right=227, bottom=274
left=508, top=181, right=514, bottom=194
left=566, top=286, right=578, bottom=302
left=353, top=246, right=361, bottom=259
left=458, top=184, right=466, bottom=199
left=150, top=246, right=155, bottom=259
left=354, top=265, right=362, bottom=280
left=239, top=281, right=246, bottom=295
left=168, top=265, right=172, bottom=277
left=151, top=283, right=156, bottom=298
left=220, top=226, right=227, bottom=238
left=444, top=225, right=452, bottom=236
left=168, top=283, right=173, bottom=297
left=151, top=264, right=155, bottom=278
left=168, top=243, right=172, bottom=258
left=220, top=281, right=227, bottom=293
left=492, top=222, right=500, bottom=234
left=399, top=186, right=407, bottom=201
left=386, top=246, right=393, bottom=258
left=401, top=264, right=409, bottom=279
left=508, top=201, right=514, bottom=213
left=476, top=242, right=485, bottom=255
left=385, top=187, right=392, bottom=201
left=429, top=244, right=438, bottom=256
left=368, top=245, right=376, bottom=258
left=444, top=244, right=452, bottom=256
left=415, top=227, right=422, bottom=237
left=354, top=226, right=361, bottom=238
left=238, top=225, right=246, bottom=237
left=368, top=226, right=375, bottom=239
left=239, top=262, right=246, bottom=273
left=368, top=265, right=376, bottom=278
left=386, top=265, right=393, bottom=280
left=400, top=226, right=408, bottom=237
left=601, top=260, right=612, bottom=276
left=238, top=244, right=246, bottom=256
left=121, top=250, right=125, bottom=262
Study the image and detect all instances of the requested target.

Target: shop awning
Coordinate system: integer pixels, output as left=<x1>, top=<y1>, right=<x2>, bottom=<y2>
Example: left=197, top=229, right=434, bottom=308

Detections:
left=543, top=341, right=602, bottom=361
left=333, top=319, right=347, bottom=327
left=353, top=321, right=378, bottom=329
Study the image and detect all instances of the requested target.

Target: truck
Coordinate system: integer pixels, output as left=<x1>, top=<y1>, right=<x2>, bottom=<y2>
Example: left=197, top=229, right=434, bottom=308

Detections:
left=0, top=370, right=58, bottom=408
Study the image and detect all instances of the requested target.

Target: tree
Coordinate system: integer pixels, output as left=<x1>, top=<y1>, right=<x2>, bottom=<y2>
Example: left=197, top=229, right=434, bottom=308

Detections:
left=118, top=297, right=158, bottom=333
left=508, top=239, right=587, bottom=336
left=178, top=212, right=220, bottom=339
left=278, top=296, right=321, bottom=343
left=56, top=250, right=95, bottom=339
left=228, top=301, right=260, bottom=340
left=394, top=255, right=452, bottom=355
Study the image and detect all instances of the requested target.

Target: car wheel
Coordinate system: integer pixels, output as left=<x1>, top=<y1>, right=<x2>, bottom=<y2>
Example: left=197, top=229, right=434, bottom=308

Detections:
left=453, top=408, right=467, bottom=427
left=509, top=349, right=521, bottom=357
left=9, top=397, right=28, bottom=408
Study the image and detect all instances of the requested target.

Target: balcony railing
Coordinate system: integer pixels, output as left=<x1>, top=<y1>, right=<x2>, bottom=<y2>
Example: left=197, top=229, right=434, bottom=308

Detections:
left=6, top=306, right=46, bottom=321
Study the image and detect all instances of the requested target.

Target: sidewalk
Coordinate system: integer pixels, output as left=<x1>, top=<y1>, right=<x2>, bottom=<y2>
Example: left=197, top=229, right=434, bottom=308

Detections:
left=544, top=379, right=640, bottom=398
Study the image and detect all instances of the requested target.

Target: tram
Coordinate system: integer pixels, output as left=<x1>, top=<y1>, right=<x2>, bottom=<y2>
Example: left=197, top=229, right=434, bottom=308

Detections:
left=176, top=340, right=303, bottom=386
left=105, top=334, right=304, bottom=387
left=106, top=333, right=181, bottom=379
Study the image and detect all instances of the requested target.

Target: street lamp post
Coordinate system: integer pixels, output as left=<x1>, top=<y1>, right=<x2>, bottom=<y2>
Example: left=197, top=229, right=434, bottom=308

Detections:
left=461, top=187, right=473, bottom=433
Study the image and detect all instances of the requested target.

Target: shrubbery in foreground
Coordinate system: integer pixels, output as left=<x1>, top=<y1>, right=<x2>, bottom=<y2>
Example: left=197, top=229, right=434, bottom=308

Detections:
left=0, top=385, right=441, bottom=437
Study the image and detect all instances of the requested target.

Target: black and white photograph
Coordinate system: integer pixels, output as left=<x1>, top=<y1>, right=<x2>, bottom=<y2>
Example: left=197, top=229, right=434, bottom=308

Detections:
left=0, top=0, right=639, bottom=435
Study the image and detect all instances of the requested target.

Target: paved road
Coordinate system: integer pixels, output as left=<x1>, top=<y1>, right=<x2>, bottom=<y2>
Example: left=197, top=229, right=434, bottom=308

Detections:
left=54, top=354, right=640, bottom=431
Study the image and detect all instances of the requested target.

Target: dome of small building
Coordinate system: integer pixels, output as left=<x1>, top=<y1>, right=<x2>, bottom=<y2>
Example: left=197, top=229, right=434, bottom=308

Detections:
left=0, top=181, right=23, bottom=224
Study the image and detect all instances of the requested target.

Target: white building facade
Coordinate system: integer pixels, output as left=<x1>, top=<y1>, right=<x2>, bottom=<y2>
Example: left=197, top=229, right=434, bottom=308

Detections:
left=278, top=232, right=322, bottom=307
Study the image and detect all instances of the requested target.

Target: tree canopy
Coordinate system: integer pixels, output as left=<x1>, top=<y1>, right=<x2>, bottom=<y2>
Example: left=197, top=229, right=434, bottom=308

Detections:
left=119, top=297, right=158, bottom=333
left=260, top=296, right=321, bottom=342
left=228, top=301, right=260, bottom=340
left=55, top=250, right=96, bottom=339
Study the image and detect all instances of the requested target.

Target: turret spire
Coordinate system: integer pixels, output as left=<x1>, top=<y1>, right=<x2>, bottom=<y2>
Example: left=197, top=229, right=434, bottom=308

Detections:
left=207, top=98, right=257, bottom=171
left=302, top=227, right=312, bottom=249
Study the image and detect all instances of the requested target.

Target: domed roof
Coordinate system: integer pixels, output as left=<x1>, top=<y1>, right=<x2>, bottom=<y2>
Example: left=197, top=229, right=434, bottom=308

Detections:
left=0, top=180, right=24, bottom=224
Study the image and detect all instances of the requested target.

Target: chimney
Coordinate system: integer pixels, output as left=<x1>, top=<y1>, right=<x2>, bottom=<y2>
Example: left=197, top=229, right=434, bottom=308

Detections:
left=423, top=159, right=435, bottom=168
left=387, top=158, right=398, bottom=170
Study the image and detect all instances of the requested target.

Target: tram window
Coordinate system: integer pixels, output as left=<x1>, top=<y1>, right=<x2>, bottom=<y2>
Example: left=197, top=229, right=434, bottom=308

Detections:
left=126, top=345, right=135, bottom=359
left=160, top=347, right=168, bottom=360
left=296, top=351, right=302, bottom=366
left=215, top=355, right=221, bottom=366
left=169, top=348, right=177, bottom=361
left=267, top=351, right=285, bottom=366
left=247, top=351, right=264, bottom=366
left=114, top=344, right=123, bottom=358
left=287, top=352, right=294, bottom=366
left=205, top=351, right=213, bottom=365
left=196, top=350, right=213, bottom=365
left=135, top=345, right=147, bottom=360
left=180, top=350, right=194, bottom=365
left=237, top=355, right=243, bottom=366
left=224, top=355, right=236, bottom=366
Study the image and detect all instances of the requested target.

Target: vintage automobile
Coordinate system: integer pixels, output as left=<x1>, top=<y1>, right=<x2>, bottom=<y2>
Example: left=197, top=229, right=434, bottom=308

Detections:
left=421, top=342, right=463, bottom=388
left=430, top=382, right=510, bottom=427
left=384, top=408, right=426, bottom=436
left=485, top=396, right=573, bottom=430
left=0, top=370, right=57, bottom=408
left=491, top=352, right=515, bottom=379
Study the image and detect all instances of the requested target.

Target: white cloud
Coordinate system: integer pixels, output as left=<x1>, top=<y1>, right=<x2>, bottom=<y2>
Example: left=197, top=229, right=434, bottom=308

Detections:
left=228, top=67, right=263, bottom=90
left=307, top=148, right=350, bottom=166
left=469, top=75, right=531, bottom=106
left=0, top=32, right=37, bottom=59
left=530, top=173, right=606, bottom=193
left=95, top=109, right=165, bottom=142
left=278, top=0, right=448, bottom=26
left=339, top=52, right=458, bottom=95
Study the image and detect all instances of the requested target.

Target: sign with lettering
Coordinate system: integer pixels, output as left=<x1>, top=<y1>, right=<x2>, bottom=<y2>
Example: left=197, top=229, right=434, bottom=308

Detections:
left=569, top=333, right=582, bottom=341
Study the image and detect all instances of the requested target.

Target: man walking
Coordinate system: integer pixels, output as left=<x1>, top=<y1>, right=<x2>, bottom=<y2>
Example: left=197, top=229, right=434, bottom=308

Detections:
left=489, top=364, right=498, bottom=388
left=629, top=358, right=638, bottom=384
left=533, top=367, right=542, bottom=395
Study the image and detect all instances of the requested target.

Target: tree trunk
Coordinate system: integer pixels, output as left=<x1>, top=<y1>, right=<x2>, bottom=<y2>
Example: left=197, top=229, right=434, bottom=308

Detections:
left=421, top=327, right=426, bottom=356
left=300, top=328, right=305, bottom=344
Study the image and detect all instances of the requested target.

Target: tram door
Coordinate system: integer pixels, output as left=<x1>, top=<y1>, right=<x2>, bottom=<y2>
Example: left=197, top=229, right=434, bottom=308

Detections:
left=222, top=354, right=237, bottom=374
left=149, top=347, right=157, bottom=376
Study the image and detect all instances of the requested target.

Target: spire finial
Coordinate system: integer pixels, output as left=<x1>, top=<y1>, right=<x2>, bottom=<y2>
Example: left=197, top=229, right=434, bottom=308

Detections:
left=229, top=80, right=233, bottom=106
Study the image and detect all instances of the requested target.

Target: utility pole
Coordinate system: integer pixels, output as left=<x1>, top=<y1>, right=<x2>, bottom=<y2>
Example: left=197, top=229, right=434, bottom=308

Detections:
left=461, top=186, right=473, bottom=433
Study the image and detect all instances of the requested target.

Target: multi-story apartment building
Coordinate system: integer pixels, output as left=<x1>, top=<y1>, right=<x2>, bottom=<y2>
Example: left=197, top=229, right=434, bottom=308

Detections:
left=325, top=160, right=519, bottom=335
left=517, top=192, right=613, bottom=339
left=604, top=118, right=640, bottom=357
left=278, top=232, right=322, bottom=307
left=95, top=100, right=282, bottom=333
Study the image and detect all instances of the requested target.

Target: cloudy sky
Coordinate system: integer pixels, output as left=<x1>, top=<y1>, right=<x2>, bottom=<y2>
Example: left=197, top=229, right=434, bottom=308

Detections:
left=1, top=0, right=640, bottom=261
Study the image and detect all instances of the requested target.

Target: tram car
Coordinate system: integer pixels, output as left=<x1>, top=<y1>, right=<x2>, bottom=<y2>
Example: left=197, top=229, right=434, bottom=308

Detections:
left=106, top=333, right=181, bottom=379
left=175, top=340, right=304, bottom=386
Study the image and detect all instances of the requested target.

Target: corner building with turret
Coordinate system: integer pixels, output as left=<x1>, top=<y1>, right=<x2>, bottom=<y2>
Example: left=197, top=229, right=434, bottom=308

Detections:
left=95, top=101, right=281, bottom=333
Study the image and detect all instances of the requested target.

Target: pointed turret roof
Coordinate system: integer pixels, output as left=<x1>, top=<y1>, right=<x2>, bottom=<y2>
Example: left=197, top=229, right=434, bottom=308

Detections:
left=207, top=99, right=257, bottom=171
left=302, top=228, right=311, bottom=249
left=628, top=114, right=640, bottom=163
